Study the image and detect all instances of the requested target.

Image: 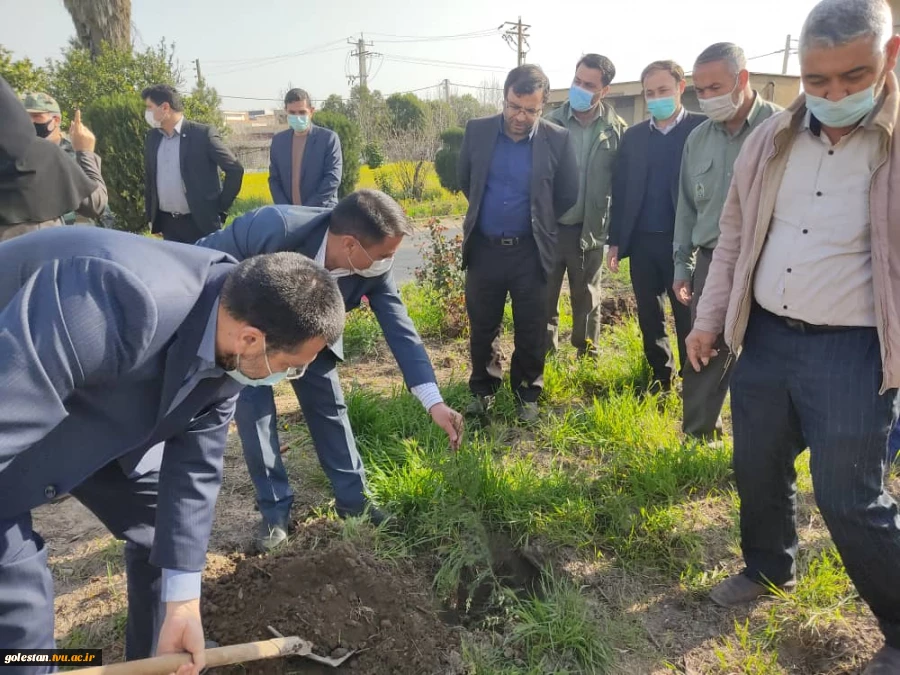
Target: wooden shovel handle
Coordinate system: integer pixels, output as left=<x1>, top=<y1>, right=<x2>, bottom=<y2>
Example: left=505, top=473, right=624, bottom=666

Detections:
left=76, top=636, right=310, bottom=675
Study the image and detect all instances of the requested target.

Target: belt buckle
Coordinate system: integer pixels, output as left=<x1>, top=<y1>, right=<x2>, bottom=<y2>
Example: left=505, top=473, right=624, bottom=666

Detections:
left=500, top=237, right=516, bottom=246
left=171, top=211, right=183, bottom=218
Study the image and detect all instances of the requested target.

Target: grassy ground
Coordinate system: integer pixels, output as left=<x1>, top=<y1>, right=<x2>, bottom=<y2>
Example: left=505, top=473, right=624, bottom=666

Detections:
left=37, top=278, right=892, bottom=673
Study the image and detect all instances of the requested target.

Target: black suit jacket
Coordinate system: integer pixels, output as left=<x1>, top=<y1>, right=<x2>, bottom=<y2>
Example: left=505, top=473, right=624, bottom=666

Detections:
left=457, top=114, right=578, bottom=277
left=144, top=119, right=244, bottom=236
left=608, top=111, right=705, bottom=260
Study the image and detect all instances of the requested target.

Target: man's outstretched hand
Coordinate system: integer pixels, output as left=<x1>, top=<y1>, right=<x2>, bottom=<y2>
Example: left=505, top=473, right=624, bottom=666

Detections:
left=430, top=403, right=464, bottom=450
left=685, top=328, right=719, bottom=373
left=157, top=599, right=206, bottom=675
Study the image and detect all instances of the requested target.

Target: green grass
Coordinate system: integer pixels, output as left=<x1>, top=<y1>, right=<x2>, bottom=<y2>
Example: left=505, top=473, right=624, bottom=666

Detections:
left=325, top=279, right=866, bottom=674
left=462, top=574, right=613, bottom=674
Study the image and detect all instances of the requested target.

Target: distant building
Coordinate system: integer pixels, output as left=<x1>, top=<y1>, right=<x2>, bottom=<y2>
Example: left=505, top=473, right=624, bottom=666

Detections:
left=223, top=109, right=290, bottom=171
left=549, top=72, right=802, bottom=126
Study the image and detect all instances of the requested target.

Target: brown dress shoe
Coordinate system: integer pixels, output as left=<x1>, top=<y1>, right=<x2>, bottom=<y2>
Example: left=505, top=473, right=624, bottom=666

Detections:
left=863, top=646, right=900, bottom=674
left=709, top=574, right=796, bottom=608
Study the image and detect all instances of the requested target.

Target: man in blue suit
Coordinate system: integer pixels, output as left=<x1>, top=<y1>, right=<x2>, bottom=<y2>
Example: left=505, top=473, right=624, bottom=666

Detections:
left=268, top=88, right=342, bottom=208
left=197, top=190, right=464, bottom=551
left=0, top=227, right=345, bottom=674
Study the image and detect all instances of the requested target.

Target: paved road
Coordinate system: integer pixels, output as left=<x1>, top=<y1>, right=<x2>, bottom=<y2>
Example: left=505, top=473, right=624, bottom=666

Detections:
left=393, top=219, right=463, bottom=284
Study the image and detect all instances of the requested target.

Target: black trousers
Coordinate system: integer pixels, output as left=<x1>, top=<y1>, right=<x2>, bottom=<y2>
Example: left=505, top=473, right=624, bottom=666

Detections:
left=156, top=211, right=211, bottom=245
left=629, top=231, right=692, bottom=384
left=465, top=235, right=548, bottom=403
left=732, top=307, right=900, bottom=647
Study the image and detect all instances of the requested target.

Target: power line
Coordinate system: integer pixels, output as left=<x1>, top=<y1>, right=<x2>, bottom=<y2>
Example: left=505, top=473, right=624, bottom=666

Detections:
left=367, top=27, right=498, bottom=39
left=449, top=81, right=502, bottom=91
left=203, top=38, right=349, bottom=65
left=369, top=28, right=500, bottom=44
left=205, top=43, right=348, bottom=77
left=381, top=53, right=508, bottom=72
left=400, top=82, right=444, bottom=94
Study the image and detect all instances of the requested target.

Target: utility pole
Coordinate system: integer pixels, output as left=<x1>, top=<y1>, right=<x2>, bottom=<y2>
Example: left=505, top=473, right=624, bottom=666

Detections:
left=782, top=34, right=792, bottom=74
left=501, top=17, right=531, bottom=66
left=193, top=58, right=202, bottom=86
left=443, top=78, right=451, bottom=105
left=348, top=34, right=376, bottom=89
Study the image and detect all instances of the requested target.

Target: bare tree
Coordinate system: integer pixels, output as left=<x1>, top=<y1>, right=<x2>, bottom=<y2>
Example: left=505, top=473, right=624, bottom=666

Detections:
left=382, top=125, right=441, bottom=201
left=477, top=76, right=503, bottom=111
left=63, top=0, right=132, bottom=57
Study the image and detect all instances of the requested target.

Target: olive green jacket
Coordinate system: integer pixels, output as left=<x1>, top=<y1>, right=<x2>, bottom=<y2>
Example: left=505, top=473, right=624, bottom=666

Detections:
left=543, top=101, right=627, bottom=251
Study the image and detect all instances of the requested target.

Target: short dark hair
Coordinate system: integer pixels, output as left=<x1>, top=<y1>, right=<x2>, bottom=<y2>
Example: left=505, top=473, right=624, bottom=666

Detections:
left=284, top=88, right=312, bottom=108
left=640, top=60, right=685, bottom=87
left=141, top=84, right=184, bottom=112
left=576, top=54, right=616, bottom=87
left=503, top=64, right=550, bottom=104
left=329, top=189, right=413, bottom=245
left=221, top=252, right=345, bottom=352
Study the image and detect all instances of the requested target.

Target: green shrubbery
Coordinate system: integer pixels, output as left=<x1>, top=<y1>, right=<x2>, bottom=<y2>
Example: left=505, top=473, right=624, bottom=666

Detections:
left=83, top=94, right=148, bottom=233
left=314, top=110, right=362, bottom=199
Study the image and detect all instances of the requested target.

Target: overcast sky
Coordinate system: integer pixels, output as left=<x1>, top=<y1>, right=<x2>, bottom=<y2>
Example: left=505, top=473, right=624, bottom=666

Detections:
left=2, top=0, right=822, bottom=110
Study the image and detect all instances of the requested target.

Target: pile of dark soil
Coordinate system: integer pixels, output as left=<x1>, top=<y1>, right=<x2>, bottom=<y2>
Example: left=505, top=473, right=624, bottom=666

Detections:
left=202, top=522, right=464, bottom=675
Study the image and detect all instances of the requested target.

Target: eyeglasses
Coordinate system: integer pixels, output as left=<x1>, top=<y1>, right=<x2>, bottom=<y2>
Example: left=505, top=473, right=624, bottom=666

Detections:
left=504, top=101, right=542, bottom=119
left=284, top=363, right=308, bottom=380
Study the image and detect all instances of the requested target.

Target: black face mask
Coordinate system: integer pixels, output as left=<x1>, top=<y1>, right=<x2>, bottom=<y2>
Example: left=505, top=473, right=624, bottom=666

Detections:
left=33, top=120, right=54, bottom=138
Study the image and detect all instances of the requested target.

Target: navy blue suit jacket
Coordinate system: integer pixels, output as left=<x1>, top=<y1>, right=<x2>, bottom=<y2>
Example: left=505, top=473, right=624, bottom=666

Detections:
left=608, top=112, right=706, bottom=260
left=0, top=227, right=243, bottom=572
left=268, top=125, right=342, bottom=208
left=197, top=205, right=436, bottom=388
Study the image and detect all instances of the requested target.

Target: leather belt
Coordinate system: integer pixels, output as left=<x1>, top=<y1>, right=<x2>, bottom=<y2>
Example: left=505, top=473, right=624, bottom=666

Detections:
left=756, top=305, right=860, bottom=335
left=483, top=235, right=527, bottom=246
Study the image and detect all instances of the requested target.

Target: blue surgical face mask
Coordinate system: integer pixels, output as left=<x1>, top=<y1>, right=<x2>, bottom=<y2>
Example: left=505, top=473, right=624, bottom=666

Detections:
left=568, top=84, right=595, bottom=112
left=805, top=85, right=877, bottom=129
left=288, top=114, right=310, bottom=133
left=647, top=96, right=677, bottom=121
left=226, top=338, right=306, bottom=387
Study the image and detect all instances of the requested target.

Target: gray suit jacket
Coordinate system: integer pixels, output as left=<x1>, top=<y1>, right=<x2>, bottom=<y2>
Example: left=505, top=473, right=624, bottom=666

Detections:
left=0, top=226, right=242, bottom=572
left=458, top=114, right=579, bottom=277
left=196, top=205, right=436, bottom=387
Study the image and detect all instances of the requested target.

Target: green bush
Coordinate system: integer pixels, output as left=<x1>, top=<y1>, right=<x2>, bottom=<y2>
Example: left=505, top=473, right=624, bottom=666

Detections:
left=363, top=142, right=384, bottom=169
left=315, top=110, right=362, bottom=198
left=434, top=127, right=464, bottom=193
left=83, top=94, right=148, bottom=233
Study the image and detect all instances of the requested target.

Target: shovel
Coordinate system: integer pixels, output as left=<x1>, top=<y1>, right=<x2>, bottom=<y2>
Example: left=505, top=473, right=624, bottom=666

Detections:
left=75, top=633, right=355, bottom=675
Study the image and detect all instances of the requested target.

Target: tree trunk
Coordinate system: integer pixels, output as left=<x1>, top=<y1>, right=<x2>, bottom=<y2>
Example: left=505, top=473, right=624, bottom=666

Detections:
left=63, top=0, right=131, bottom=57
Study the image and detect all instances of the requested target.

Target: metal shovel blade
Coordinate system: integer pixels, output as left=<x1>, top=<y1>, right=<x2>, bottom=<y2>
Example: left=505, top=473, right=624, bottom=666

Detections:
left=267, top=625, right=357, bottom=668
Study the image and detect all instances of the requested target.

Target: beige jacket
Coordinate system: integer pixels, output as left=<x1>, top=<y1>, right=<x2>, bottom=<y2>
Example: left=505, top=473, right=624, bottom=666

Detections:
left=694, top=72, right=900, bottom=393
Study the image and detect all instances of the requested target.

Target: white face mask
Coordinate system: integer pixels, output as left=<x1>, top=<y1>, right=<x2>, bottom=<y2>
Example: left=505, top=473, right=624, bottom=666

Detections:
left=145, top=109, right=163, bottom=129
left=699, top=79, right=745, bottom=123
left=332, top=240, right=394, bottom=278
left=355, top=257, right=394, bottom=278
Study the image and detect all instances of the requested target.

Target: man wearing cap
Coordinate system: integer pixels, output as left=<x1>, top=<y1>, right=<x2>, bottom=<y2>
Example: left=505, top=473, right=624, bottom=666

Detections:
left=22, top=92, right=109, bottom=228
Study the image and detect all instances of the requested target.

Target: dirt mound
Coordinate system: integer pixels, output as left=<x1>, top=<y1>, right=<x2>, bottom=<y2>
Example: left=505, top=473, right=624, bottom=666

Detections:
left=203, top=523, right=463, bottom=675
left=600, top=294, right=637, bottom=324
